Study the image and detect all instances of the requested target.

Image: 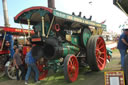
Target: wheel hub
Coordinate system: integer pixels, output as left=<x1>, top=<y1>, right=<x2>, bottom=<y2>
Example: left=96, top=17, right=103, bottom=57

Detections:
left=71, top=66, right=75, bottom=73
left=97, top=50, right=101, bottom=56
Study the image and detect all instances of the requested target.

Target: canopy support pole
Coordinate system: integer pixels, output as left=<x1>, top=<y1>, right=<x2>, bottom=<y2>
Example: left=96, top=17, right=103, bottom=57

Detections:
left=27, top=19, right=31, bottom=37
left=42, top=17, right=45, bottom=37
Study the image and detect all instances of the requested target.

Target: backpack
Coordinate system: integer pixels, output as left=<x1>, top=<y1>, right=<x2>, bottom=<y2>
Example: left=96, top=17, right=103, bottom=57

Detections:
left=25, top=51, right=35, bottom=64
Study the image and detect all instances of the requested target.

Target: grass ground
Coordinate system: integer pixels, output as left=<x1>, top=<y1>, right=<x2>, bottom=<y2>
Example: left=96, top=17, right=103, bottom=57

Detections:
left=0, top=49, right=121, bottom=85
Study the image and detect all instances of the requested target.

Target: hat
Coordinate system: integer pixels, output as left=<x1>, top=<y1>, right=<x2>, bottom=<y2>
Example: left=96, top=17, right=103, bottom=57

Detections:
left=123, top=28, right=128, bottom=31
left=122, top=25, right=128, bottom=31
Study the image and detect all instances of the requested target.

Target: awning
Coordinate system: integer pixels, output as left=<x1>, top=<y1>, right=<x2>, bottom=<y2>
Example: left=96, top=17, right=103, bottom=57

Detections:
left=0, top=26, right=34, bottom=35
left=113, top=0, right=128, bottom=16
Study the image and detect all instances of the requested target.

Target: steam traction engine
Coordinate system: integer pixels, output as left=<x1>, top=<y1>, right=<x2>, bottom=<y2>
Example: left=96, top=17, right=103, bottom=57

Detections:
left=14, top=6, right=108, bottom=82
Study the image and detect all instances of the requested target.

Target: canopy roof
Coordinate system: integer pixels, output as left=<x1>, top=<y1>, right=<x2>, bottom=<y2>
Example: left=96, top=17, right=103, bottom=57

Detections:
left=14, top=6, right=106, bottom=29
left=14, top=6, right=53, bottom=25
left=113, top=0, right=128, bottom=16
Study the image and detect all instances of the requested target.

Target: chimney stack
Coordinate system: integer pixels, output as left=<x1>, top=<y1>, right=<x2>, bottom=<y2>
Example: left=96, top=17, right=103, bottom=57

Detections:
left=2, top=0, right=10, bottom=27
left=48, top=0, right=55, bottom=9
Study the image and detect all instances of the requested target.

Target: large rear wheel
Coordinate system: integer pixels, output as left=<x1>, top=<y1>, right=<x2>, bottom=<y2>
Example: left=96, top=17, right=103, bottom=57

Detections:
left=87, top=35, right=107, bottom=71
left=64, top=54, right=79, bottom=82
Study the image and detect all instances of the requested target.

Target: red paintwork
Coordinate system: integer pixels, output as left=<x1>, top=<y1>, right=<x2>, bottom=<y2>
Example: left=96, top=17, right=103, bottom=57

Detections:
left=31, top=38, right=41, bottom=42
left=95, top=37, right=107, bottom=70
left=107, top=55, right=111, bottom=61
left=54, top=24, right=60, bottom=32
left=14, top=6, right=53, bottom=21
left=0, top=26, right=34, bottom=35
left=22, top=46, right=30, bottom=56
left=37, top=61, right=48, bottom=80
left=67, top=55, right=79, bottom=82
left=0, top=50, right=10, bottom=55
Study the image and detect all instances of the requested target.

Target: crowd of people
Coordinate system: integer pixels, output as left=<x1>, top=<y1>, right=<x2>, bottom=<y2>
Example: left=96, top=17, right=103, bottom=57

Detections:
left=12, top=39, right=40, bottom=85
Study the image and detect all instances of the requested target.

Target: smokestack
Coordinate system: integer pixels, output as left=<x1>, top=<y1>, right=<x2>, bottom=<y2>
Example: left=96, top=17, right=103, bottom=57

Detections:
left=2, top=0, right=10, bottom=27
left=48, top=0, right=55, bottom=9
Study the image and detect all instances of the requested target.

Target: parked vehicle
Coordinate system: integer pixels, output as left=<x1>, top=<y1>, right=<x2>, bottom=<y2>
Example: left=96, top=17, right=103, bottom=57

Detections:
left=14, top=6, right=112, bottom=82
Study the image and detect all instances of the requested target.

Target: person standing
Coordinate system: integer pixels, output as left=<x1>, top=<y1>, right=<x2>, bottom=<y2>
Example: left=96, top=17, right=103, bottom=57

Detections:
left=13, top=48, right=25, bottom=80
left=117, top=28, right=128, bottom=69
left=25, top=45, right=39, bottom=84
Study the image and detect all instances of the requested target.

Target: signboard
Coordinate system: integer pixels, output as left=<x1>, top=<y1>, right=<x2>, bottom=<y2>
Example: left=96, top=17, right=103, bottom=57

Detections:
left=53, top=10, right=106, bottom=30
left=104, top=71, right=125, bottom=85
left=0, top=26, right=34, bottom=35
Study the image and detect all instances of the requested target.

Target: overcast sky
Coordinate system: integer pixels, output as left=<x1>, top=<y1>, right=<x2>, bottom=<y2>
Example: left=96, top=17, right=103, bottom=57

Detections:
left=0, top=0, right=127, bottom=34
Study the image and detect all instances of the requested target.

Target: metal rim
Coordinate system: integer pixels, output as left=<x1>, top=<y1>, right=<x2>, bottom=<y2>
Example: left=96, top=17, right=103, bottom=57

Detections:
left=6, top=61, right=21, bottom=80
left=95, top=37, right=106, bottom=70
left=67, top=55, right=79, bottom=82
left=37, top=61, right=48, bottom=80
left=7, top=65, right=16, bottom=79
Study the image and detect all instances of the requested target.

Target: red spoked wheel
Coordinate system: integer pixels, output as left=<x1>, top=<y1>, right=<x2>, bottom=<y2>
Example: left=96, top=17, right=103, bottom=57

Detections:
left=37, top=59, right=48, bottom=80
left=64, top=54, right=79, bottom=82
left=87, top=35, right=107, bottom=71
left=95, top=37, right=106, bottom=70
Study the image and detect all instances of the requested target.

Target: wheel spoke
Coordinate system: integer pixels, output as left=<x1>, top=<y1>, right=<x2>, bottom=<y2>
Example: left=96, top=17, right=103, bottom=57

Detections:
left=96, top=37, right=106, bottom=70
left=69, top=61, right=73, bottom=67
left=96, top=55, right=99, bottom=61
left=97, top=40, right=102, bottom=47
left=100, top=52, right=105, bottom=55
left=65, top=55, right=78, bottom=82
left=99, top=56, right=104, bottom=61
left=98, top=45, right=105, bottom=50
left=98, top=59, right=103, bottom=67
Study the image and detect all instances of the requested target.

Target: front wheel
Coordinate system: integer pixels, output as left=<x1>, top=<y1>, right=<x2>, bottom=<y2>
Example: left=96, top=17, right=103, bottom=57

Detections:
left=64, top=54, right=79, bottom=82
left=5, top=60, right=21, bottom=80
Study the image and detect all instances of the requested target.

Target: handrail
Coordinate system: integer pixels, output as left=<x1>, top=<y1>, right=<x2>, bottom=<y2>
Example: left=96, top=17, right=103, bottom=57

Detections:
left=0, top=32, right=6, bottom=51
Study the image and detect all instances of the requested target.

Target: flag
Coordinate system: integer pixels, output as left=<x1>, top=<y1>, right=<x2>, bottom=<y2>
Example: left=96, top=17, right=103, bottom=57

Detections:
left=101, top=20, right=106, bottom=24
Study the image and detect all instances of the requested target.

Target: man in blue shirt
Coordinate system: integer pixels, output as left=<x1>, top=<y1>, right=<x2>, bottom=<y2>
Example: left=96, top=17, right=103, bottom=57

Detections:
left=4, top=32, right=15, bottom=58
left=25, top=45, right=39, bottom=84
left=117, top=28, right=128, bottom=69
